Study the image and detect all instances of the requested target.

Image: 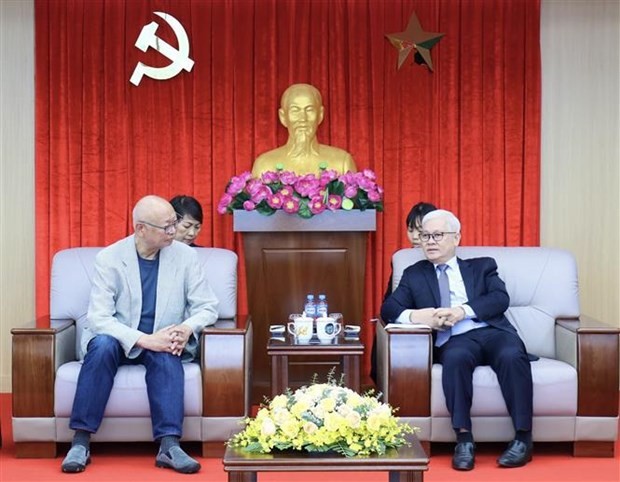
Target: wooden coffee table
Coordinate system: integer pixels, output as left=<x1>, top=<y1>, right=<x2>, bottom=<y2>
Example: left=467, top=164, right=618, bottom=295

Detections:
left=223, top=432, right=429, bottom=481
left=267, top=334, right=364, bottom=397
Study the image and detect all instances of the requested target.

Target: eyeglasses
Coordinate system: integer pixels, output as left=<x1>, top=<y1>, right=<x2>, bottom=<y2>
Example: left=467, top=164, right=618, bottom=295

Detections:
left=419, top=232, right=458, bottom=243
left=139, top=219, right=178, bottom=235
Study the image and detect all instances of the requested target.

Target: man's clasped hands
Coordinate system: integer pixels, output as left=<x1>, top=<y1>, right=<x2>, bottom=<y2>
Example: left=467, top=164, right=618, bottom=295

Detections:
left=136, top=324, right=194, bottom=356
left=408, top=306, right=467, bottom=330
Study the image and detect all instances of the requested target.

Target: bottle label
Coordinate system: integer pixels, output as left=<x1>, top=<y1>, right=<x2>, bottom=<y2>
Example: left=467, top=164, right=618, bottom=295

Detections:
left=304, top=303, right=316, bottom=317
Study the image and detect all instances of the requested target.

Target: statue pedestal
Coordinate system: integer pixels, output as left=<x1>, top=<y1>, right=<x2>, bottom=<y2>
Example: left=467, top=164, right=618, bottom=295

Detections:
left=234, top=210, right=376, bottom=401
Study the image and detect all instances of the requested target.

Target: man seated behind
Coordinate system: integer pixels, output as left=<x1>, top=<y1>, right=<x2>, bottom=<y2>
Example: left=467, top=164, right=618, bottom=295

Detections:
left=251, top=83, right=357, bottom=177
left=381, top=209, right=533, bottom=471
left=61, top=195, right=219, bottom=474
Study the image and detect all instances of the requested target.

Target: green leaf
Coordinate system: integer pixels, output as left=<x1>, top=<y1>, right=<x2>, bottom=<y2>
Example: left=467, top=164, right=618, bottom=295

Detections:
left=268, top=181, right=283, bottom=192
left=328, top=180, right=345, bottom=196
left=356, top=191, right=369, bottom=206
left=298, top=202, right=313, bottom=219
left=230, top=193, right=249, bottom=210
left=337, top=445, right=356, bottom=457
left=256, top=204, right=276, bottom=216
left=274, top=441, right=293, bottom=450
left=244, top=441, right=265, bottom=453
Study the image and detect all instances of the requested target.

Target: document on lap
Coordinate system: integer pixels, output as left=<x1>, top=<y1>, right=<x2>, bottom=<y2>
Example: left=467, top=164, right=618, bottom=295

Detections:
left=384, top=323, right=432, bottom=330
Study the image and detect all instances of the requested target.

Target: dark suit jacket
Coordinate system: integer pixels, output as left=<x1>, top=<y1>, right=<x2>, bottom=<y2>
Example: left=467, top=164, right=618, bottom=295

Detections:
left=381, top=256, right=517, bottom=335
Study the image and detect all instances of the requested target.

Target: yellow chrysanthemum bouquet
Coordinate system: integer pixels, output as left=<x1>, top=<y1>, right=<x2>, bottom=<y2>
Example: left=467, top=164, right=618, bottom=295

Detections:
left=228, top=374, right=416, bottom=457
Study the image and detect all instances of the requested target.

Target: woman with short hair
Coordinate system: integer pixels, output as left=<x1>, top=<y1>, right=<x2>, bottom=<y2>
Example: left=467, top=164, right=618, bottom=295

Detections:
left=170, top=195, right=203, bottom=247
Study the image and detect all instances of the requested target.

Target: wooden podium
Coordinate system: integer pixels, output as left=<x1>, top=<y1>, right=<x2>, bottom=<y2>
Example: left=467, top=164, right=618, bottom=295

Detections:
left=234, top=210, right=376, bottom=401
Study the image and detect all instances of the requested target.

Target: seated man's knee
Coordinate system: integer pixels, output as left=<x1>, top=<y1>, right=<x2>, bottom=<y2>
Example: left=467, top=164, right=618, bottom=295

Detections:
left=496, top=344, right=528, bottom=366
left=441, top=346, right=476, bottom=369
left=86, top=335, right=122, bottom=358
left=147, top=351, right=183, bottom=371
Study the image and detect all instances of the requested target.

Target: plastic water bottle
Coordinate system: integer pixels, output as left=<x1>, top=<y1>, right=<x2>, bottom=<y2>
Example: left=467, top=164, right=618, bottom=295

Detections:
left=304, top=294, right=317, bottom=318
left=316, top=294, right=328, bottom=318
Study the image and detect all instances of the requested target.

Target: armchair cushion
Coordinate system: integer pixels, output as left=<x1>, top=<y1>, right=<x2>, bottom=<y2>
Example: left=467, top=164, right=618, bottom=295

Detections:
left=55, top=361, right=203, bottom=417
left=431, top=359, right=577, bottom=418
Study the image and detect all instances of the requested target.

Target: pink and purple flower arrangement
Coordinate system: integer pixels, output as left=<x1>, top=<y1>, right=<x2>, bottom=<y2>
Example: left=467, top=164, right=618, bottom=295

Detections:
left=218, top=167, right=383, bottom=219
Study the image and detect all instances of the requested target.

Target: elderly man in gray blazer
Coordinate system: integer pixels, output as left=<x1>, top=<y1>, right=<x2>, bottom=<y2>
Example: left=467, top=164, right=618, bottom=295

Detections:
left=61, top=195, right=218, bottom=474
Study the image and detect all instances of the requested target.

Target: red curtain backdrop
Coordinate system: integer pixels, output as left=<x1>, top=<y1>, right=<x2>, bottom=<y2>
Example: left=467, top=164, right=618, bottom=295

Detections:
left=35, top=0, right=541, bottom=373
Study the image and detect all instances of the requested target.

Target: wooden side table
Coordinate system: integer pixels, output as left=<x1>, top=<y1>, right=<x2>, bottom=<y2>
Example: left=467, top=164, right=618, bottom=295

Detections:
left=267, top=334, right=364, bottom=397
left=223, top=432, right=429, bottom=482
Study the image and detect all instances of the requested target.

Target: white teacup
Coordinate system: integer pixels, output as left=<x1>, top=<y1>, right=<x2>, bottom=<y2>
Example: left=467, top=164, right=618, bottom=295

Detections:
left=316, top=316, right=342, bottom=343
left=287, top=316, right=314, bottom=343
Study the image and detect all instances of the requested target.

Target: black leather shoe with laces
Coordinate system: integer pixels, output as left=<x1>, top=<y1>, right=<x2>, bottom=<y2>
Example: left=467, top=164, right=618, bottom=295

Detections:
left=452, top=441, right=475, bottom=471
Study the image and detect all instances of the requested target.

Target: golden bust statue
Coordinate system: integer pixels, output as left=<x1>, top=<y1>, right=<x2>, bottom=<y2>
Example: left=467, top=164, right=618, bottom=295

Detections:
left=251, top=83, right=357, bottom=177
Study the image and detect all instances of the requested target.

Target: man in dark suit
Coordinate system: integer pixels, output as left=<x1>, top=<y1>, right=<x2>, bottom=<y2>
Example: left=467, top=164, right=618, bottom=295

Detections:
left=381, top=209, right=533, bottom=471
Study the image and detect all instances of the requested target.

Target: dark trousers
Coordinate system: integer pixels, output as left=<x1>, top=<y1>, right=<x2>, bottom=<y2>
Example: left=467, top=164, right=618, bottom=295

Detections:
left=370, top=333, right=378, bottom=383
left=69, top=335, right=185, bottom=440
left=436, top=326, right=533, bottom=433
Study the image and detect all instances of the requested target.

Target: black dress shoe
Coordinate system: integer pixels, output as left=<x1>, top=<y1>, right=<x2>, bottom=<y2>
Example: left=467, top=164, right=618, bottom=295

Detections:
left=497, top=439, right=533, bottom=467
left=452, top=441, right=475, bottom=471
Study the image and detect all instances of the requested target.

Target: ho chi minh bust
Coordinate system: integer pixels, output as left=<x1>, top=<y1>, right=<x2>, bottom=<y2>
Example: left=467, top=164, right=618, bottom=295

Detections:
left=251, top=84, right=357, bottom=177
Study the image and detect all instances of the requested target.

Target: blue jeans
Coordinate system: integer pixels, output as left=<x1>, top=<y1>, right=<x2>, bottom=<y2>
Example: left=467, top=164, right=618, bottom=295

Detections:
left=69, top=335, right=184, bottom=440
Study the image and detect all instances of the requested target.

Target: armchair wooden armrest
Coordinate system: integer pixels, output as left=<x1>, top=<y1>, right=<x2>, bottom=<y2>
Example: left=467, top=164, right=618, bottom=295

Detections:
left=11, top=318, right=76, bottom=457
left=201, top=315, right=253, bottom=457
left=12, top=319, right=76, bottom=418
left=556, top=315, right=619, bottom=457
left=556, top=316, right=619, bottom=416
left=201, top=315, right=253, bottom=417
left=376, top=318, right=433, bottom=417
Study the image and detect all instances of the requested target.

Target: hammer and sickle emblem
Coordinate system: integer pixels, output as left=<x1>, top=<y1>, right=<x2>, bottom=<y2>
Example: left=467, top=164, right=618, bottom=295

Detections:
left=130, top=11, right=194, bottom=86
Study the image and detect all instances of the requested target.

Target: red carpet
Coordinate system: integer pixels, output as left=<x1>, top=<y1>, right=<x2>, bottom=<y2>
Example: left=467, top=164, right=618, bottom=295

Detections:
left=1, top=393, right=618, bottom=482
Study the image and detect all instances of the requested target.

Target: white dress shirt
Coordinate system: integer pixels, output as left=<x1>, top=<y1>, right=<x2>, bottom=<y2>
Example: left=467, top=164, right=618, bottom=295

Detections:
left=396, top=256, right=488, bottom=336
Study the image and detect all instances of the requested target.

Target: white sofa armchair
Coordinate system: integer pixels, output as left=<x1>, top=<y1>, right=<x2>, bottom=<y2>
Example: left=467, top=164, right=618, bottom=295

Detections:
left=12, top=247, right=252, bottom=458
left=376, top=247, right=619, bottom=457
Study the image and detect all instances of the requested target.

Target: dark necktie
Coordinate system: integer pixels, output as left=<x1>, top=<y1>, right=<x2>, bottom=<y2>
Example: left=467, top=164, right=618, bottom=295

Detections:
left=436, top=264, right=452, bottom=347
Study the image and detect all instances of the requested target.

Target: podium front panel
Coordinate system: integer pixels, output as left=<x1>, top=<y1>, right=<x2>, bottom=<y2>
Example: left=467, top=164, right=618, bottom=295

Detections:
left=246, top=232, right=367, bottom=400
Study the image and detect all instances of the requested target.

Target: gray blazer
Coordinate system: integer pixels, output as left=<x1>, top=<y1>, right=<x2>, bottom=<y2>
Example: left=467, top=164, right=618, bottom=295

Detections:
left=81, top=235, right=219, bottom=360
